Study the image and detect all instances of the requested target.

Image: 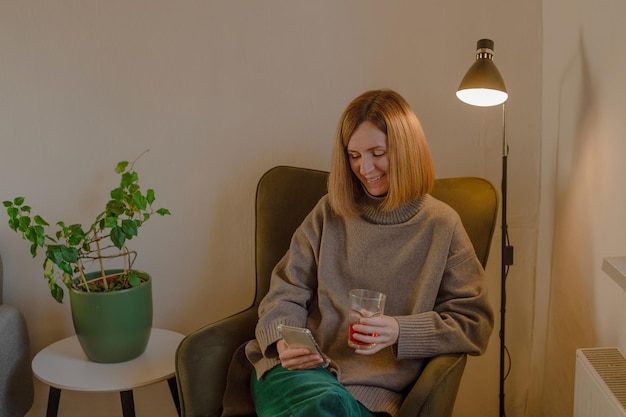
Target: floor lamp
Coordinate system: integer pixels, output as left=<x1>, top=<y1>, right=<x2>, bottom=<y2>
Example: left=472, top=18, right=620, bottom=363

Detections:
left=456, top=38, right=514, bottom=417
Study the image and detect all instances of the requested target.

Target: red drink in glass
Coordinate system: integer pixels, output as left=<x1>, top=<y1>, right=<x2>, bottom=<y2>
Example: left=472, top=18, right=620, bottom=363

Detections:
left=348, top=289, right=386, bottom=350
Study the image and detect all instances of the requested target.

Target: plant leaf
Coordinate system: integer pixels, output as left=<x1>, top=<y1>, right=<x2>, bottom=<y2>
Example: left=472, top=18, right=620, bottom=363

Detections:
left=50, top=285, right=64, bottom=303
left=104, top=215, right=118, bottom=229
left=106, top=201, right=125, bottom=216
left=29, top=243, right=38, bottom=257
left=60, top=246, right=78, bottom=263
left=115, top=161, right=129, bottom=174
left=33, top=215, right=49, bottom=226
left=18, top=216, right=31, bottom=231
left=61, top=272, right=72, bottom=288
left=45, top=245, right=64, bottom=266
left=25, top=225, right=44, bottom=245
left=121, top=171, right=138, bottom=188
left=146, top=189, right=155, bottom=205
left=132, top=193, right=147, bottom=211
left=110, top=187, right=125, bottom=201
left=6, top=206, right=18, bottom=219
left=58, top=262, right=73, bottom=275
left=110, top=227, right=126, bottom=249
left=43, top=259, right=64, bottom=303
left=128, top=271, right=141, bottom=287
left=8, top=218, right=18, bottom=231
left=67, top=230, right=84, bottom=246
left=121, top=219, right=138, bottom=237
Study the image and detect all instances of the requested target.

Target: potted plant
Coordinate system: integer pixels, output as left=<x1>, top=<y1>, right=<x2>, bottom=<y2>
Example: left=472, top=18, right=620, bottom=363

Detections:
left=3, top=151, right=170, bottom=363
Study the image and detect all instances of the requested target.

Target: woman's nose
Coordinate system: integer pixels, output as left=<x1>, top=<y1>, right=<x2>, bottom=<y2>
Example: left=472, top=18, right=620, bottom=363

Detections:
left=360, top=156, right=374, bottom=175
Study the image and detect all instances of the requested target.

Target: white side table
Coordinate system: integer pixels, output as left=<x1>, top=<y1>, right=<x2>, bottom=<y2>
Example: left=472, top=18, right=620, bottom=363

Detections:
left=32, top=328, right=185, bottom=417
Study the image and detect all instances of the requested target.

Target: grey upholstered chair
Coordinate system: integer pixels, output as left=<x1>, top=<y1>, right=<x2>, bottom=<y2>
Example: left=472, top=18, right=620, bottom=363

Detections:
left=0, top=253, right=34, bottom=417
left=176, top=166, right=498, bottom=417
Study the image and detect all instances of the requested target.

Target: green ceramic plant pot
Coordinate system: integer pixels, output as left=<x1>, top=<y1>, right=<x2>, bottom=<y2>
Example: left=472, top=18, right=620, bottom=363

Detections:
left=69, top=269, right=153, bottom=363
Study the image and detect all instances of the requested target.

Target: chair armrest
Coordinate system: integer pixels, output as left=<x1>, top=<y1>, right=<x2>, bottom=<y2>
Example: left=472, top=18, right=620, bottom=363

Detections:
left=397, top=353, right=467, bottom=417
left=0, top=304, right=34, bottom=417
left=175, top=307, right=257, bottom=417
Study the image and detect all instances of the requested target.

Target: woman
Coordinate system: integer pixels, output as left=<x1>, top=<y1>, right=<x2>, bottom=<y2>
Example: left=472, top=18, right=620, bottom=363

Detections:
left=245, top=89, right=494, bottom=417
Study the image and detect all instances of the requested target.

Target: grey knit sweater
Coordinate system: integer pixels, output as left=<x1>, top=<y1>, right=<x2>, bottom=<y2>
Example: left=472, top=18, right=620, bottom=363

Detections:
left=245, top=193, right=494, bottom=415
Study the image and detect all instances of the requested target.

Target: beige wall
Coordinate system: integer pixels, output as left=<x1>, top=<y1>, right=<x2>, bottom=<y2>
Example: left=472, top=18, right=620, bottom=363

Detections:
left=535, top=0, right=626, bottom=416
left=0, top=1, right=542, bottom=416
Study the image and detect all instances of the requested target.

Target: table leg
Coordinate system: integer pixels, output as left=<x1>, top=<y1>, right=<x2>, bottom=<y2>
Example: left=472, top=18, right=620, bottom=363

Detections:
left=120, top=390, right=136, bottom=417
left=46, top=387, right=61, bottom=417
left=167, top=377, right=181, bottom=416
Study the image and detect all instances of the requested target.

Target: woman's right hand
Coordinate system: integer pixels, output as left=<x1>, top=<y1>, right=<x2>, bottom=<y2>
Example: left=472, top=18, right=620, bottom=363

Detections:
left=277, top=339, right=325, bottom=370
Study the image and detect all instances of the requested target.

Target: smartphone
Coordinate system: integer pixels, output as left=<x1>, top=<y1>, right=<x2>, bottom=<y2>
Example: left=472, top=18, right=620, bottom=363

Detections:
left=277, top=324, right=330, bottom=368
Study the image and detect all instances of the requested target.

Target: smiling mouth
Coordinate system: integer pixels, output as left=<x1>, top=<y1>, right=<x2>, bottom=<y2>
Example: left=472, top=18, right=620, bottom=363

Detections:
left=366, top=175, right=384, bottom=183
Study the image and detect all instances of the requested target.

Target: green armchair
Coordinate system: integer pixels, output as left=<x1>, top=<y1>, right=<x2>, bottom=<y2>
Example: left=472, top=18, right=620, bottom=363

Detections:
left=176, top=166, right=497, bottom=417
left=0, top=253, right=34, bottom=417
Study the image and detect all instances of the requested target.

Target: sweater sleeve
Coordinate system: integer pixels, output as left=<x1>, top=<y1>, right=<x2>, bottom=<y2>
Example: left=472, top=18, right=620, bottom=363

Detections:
left=394, top=221, right=494, bottom=359
left=253, top=202, right=324, bottom=357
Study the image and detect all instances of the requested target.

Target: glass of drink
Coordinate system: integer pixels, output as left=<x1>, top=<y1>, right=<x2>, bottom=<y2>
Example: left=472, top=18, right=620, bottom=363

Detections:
left=348, top=289, right=386, bottom=349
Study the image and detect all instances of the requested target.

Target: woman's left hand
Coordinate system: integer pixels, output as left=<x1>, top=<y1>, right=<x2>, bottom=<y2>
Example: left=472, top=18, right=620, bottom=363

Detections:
left=351, top=315, right=399, bottom=355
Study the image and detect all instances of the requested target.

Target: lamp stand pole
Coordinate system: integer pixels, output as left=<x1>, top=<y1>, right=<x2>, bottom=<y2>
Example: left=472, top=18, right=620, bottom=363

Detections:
left=499, top=103, right=513, bottom=417
left=455, top=37, right=510, bottom=415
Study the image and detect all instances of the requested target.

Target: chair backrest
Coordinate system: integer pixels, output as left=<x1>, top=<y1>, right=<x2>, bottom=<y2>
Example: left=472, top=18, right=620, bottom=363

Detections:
left=254, top=166, right=329, bottom=306
left=430, top=177, right=498, bottom=268
left=253, top=166, right=498, bottom=307
left=0, top=251, right=35, bottom=417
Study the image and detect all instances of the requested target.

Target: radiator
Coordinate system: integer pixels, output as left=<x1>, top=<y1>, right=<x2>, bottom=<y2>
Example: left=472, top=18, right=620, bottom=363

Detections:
left=575, top=348, right=626, bottom=417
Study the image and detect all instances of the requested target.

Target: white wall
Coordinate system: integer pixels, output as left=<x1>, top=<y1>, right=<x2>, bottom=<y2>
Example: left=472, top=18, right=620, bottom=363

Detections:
left=0, top=2, right=542, bottom=416
left=535, top=0, right=626, bottom=415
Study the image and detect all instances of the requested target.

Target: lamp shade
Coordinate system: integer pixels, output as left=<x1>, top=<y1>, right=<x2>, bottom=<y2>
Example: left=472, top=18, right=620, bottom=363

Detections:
left=456, top=39, right=508, bottom=107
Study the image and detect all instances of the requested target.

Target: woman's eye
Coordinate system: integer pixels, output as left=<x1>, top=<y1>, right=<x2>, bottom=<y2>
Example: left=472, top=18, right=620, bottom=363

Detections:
left=373, top=151, right=386, bottom=157
left=348, top=153, right=360, bottom=159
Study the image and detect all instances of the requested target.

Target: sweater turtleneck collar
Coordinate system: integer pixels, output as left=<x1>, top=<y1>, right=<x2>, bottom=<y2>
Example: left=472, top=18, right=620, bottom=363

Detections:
left=358, top=192, right=426, bottom=225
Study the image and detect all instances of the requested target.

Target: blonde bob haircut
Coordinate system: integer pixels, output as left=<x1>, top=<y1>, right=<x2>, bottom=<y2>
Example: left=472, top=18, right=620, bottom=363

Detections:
left=328, top=89, right=435, bottom=217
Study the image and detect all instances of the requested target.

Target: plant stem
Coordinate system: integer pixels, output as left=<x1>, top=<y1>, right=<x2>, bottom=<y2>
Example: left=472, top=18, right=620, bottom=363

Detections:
left=122, top=245, right=129, bottom=287
left=130, top=149, right=150, bottom=171
left=76, top=261, right=89, bottom=292
left=94, top=230, right=109, bottom=290
left=74, top=272, right=122, bottom=288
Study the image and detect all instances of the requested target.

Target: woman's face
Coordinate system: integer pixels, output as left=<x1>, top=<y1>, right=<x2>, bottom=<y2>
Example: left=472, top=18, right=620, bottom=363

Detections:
left=347, top=121, right=390, bottom=197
